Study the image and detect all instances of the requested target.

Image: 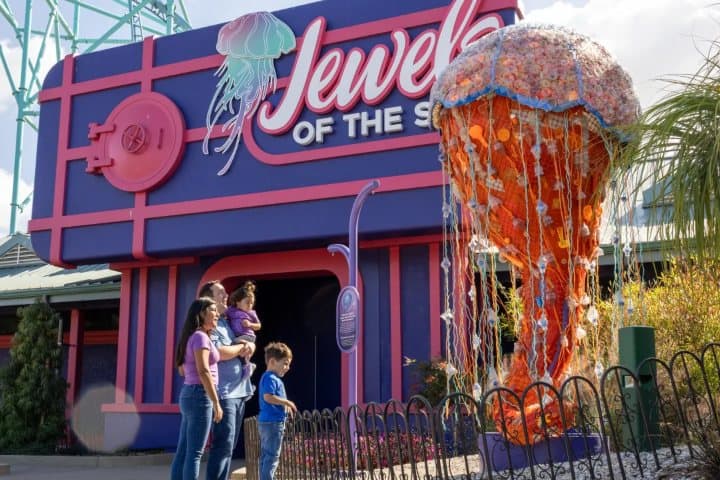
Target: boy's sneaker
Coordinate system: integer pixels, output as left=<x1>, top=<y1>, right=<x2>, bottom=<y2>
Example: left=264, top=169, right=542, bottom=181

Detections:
left=241, top=362, right=256, bottom=381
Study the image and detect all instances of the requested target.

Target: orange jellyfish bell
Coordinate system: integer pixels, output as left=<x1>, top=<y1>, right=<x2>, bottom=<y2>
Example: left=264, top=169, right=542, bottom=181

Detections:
left=430, top=24, right=639, bottom=444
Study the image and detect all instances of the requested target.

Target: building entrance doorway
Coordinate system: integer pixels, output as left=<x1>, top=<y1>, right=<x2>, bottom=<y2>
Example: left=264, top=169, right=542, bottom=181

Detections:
left=225, top=275, right=341, bottom=418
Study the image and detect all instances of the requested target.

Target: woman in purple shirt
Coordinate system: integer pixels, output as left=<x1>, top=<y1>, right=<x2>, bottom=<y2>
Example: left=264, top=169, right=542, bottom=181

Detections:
left=171, top=297, right=224, bottom=480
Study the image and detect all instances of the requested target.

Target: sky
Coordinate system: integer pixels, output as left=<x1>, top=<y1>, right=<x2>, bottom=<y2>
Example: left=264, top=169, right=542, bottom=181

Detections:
left=0, top=0, right=718, bottom=236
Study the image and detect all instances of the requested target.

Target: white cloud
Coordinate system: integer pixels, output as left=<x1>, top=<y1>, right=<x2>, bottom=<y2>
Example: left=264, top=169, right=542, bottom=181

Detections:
left=188, top=0, right=719, bottom=110
left=0, top=40, right=21, bottom=113
left=0, top=167, right=32, bottom=236
left=185, top=0, right=320, bottom=29
left=523, top=0, right=720, bottom=109
left=0, top=36, right=62, bottom=114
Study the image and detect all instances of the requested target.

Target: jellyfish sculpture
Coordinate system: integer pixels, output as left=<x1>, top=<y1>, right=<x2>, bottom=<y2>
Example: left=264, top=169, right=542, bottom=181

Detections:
left=430, top=24, right=639, bottom=444
left=204, top=12, right=296, bottom=175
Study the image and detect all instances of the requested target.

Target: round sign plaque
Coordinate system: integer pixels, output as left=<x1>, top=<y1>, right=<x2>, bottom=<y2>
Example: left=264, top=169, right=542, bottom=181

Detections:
left=336, top=286, right=360, bottom=353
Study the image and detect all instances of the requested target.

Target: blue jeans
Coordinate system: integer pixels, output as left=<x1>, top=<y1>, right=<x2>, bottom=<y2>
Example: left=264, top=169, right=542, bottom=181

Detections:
left=170, top=384, right=213, bottom=480
left=206, top=396, right=249, bottom=480
left=258, top=421, right=285, bottom=480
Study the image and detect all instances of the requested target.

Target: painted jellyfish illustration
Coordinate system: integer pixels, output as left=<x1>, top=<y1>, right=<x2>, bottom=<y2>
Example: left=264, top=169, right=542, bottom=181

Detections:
left=430, top=24, right=639, bottom=444
left=204, top=12, right=296, bottom=175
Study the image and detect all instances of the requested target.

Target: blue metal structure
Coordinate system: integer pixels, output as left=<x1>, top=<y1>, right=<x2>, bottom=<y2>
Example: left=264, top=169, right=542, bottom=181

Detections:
left=1, top=0, right=191, bottom=234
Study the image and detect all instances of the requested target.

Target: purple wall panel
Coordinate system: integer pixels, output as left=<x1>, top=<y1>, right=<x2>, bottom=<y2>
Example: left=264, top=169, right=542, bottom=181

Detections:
left=360, top=248, right=391, bottom=403
left=142, top=267, right=170, bottom=404
left=400, top=245, right=431, bottom=398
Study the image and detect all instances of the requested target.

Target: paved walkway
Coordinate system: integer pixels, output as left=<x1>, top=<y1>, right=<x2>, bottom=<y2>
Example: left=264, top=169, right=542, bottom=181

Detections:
left=0, top=454, right=246, bottom=480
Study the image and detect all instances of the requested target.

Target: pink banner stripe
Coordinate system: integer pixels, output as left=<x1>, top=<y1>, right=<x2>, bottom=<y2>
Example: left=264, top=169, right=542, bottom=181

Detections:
left=49, top=55, right=75, bottom=267
left=134, top=268, right=149, bottom=403
left=115, top=270, right=132, bottom=403
left=428, top=242, right=442, bottom=358
left=29, top=171, right=443, bottom=232
left=65, top=309, right=82, bottom=417
left=101, top=403, right=179, bottom=414
left=132, top=192, right=148, bottom=260
left=389, top=246, right=402, bottom=401
left=163, top=265, right=178, bottom=405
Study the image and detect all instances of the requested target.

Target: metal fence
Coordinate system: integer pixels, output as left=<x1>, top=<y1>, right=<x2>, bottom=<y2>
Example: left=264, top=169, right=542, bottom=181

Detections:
left=243, top=343, right=720, bottom=479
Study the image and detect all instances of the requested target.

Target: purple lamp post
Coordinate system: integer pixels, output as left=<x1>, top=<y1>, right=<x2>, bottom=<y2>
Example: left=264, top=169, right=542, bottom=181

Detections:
left=328, top=179, right=380, bottom=469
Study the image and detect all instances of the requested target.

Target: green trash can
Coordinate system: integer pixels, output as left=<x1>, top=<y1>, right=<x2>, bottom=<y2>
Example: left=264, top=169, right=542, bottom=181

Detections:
left=618, top=326, right=659, bottom=451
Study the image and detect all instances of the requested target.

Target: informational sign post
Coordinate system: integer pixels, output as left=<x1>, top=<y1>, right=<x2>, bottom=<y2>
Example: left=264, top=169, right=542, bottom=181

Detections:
left=328, top=179, right=379, bottom=472
left=336, top=285, right=360, bottom=352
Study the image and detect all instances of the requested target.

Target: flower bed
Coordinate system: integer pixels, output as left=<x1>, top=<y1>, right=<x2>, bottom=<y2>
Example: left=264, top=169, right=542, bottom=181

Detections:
left=282, top=430, right=437, bottom=471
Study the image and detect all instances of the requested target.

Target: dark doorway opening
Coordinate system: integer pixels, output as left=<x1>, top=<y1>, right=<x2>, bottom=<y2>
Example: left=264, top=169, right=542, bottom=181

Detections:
left=225, top=274, right=341, bottom=456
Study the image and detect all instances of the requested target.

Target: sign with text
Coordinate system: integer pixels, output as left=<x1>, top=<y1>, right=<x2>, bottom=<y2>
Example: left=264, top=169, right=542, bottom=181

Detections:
left=336, top=286, right=360, bottom=352
left=30, top=0, right=518, bottom=265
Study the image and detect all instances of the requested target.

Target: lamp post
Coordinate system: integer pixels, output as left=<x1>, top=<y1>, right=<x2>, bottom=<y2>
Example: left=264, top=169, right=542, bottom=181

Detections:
left=328, top=179, right=379, bottom=470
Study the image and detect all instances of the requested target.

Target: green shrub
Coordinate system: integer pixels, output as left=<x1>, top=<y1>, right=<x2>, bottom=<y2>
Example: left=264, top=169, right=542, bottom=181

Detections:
left=406, top=358, right=449, bottom=406
left=591, top=258, right=720, bottom=363
left=641, top=259, right=720, bottom=360
left=0, top=301, right=68, bottom=453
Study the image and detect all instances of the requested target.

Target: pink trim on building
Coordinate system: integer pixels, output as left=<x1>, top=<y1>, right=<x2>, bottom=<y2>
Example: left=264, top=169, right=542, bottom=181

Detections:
left=389, top=246, right=402, bottom=400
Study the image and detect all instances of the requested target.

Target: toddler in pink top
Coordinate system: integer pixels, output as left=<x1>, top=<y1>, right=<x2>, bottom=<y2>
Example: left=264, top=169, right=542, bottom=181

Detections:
left=227, top=280, right=261, bottom=381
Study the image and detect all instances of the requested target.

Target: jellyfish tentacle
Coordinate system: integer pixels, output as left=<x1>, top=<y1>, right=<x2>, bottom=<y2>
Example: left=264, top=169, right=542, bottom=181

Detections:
left=209, top=62, right=268, bottom=173
left=215, top=107, right=250, bottom=175
left=204, top=58, right=268, bottom=173
left=204, top=59, right=247, bottom=155
left=203, top=69, right=233, bottom=155
left=215, top=105, right=256, bottom=167
left=215, top=99, right=245, bottom=154
left=214, top=58, right=277, bottom=175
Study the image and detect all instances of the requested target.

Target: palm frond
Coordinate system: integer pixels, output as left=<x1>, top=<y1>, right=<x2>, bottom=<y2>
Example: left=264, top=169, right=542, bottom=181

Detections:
left=615, top=40, right=720, bottom=260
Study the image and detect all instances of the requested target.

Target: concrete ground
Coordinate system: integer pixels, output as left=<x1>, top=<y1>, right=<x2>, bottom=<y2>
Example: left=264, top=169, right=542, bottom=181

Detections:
left=0, top=454, right=247, bottom=480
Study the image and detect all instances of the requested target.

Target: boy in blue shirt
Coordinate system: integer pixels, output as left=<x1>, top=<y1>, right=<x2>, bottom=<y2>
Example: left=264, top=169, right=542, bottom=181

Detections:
left=258, top=342, right=297, bottom=480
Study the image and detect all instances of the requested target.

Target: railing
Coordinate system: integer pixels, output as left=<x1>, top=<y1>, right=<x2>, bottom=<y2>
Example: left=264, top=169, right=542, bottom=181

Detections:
left=243, top=343, right=720, bottom=479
